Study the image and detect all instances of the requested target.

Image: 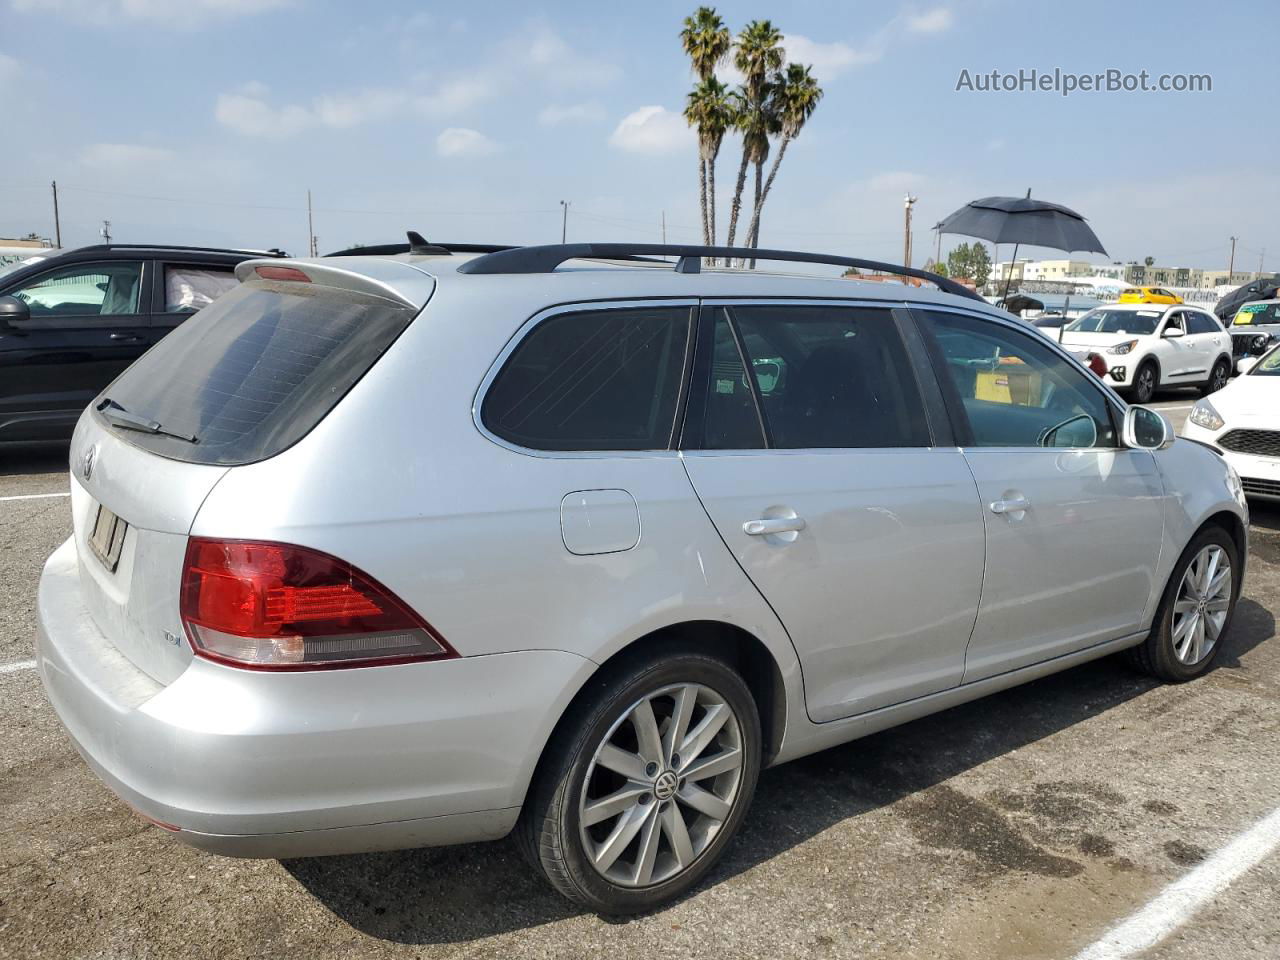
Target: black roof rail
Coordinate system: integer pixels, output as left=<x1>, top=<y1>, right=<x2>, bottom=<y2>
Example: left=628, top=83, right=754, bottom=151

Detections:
left=324, top=233, right=667, bottom=266
left=325, top=240, right=517, bottom=258
left=70, top=243, right=288, bottom=258
left=456, top=243, right=983, bottom=302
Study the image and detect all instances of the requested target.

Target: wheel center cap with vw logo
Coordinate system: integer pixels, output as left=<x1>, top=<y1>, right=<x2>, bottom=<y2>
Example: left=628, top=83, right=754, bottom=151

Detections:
left=653, top=770, right=678, bottom=801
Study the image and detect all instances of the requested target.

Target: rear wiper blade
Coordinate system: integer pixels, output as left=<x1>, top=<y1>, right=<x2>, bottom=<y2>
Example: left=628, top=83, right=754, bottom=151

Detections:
left=97, top=398, right=198, bottom=444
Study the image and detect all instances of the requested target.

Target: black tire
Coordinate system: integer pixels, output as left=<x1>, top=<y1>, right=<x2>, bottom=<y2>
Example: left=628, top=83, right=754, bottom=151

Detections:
left=1131, top=359, right=1159, bottom=404
left=1127, top=525, right=1240, bottom=682
left=1201, top=356, right=1231, bottom=396
left=517, top=650, right=761, bottom=915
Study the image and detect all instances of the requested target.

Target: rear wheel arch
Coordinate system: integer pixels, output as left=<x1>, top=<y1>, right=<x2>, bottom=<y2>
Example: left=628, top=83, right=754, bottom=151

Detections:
left=524, top=621, right=788, bottom=813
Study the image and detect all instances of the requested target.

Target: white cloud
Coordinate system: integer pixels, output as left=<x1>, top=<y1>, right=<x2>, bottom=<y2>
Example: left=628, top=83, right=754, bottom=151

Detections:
left=417, top=76, right=496, bottom=116
left=10, top=0, right=292, bottom=26
left=435, top=127, right=500, bottom=158
left=0, top=52, right=18, bottom=83
left=215, top=92, right=313, bottom=138
left=78, top=143, right=177, bottom=171
left=313, top=89, right=408, bottom=128
left=538, top=102, right=605, bottom=126
left=609, top=106, right=693, bottom=155
left=782, top=34, right=882, bottom=80
left=520, top=24, right=622, bottom=87
left=866, top=171, right=929, bottom=193
left=905, top=7, right=954, bottom=34
left=215, top=76, right=497, bottom=138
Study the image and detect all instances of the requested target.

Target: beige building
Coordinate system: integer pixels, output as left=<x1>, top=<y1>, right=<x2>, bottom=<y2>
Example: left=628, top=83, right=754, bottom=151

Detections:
left=994, top=259, right=1123, bottom=283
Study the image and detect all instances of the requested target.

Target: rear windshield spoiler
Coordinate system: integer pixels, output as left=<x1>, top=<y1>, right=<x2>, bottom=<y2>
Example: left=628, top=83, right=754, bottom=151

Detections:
left=235, top=259, right=434, bottom=309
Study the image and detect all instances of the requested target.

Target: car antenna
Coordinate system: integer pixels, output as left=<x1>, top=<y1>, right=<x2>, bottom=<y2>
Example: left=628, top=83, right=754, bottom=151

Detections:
left=406, top=231, right=450, bottom=256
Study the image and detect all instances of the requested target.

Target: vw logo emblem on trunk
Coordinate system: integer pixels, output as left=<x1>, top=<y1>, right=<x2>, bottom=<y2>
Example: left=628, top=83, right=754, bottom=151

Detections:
left=80, top=445, right=96, bottom=482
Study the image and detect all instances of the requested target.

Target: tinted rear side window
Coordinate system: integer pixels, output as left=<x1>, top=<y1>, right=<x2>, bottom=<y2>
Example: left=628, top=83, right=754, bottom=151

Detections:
left=698, top=304, right=930, bottom=449
left=96, top=280, right=419, bottom=465
left=482, top=306, right=692, bottom=451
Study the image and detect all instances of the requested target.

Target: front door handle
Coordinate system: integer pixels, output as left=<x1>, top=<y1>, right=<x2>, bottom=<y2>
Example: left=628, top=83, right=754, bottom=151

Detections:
left=108, top=332, right=144, bottom=342
left=989, top=497, right=1031, bottom=515
left=743, top=516, right=807, bottom=536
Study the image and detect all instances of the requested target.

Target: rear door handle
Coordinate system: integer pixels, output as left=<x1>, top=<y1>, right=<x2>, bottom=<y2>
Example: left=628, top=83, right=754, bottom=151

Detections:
left=989, top=497, right=1031, bottom=515
left=743, top=516, right=807, bottom=536
left=108, top=332, right=144, bottom=342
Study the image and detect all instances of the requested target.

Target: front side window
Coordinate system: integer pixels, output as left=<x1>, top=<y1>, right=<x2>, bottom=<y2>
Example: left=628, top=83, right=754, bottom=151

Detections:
left=920, top=310, right=1117, bottom=449
left=9, top=261, right=143, bottom=318
left=698, top=304, right=930, bottom=449
left=482, top=306, right=691, bottom=451
left=1185, top=312, right=1219, bottom=335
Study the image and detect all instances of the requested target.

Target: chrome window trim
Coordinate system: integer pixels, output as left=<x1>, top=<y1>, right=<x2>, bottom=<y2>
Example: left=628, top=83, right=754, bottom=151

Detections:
left=472, top=298, right=699, bottom=460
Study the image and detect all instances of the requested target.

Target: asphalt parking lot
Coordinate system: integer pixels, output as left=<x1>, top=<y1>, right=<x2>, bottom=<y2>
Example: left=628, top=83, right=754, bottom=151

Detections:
left=2, top=395, right=1278, bottom=960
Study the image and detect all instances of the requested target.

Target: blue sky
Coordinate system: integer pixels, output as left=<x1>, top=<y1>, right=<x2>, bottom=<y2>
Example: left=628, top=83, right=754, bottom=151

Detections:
left=1, top=0, right=1275, bottom=272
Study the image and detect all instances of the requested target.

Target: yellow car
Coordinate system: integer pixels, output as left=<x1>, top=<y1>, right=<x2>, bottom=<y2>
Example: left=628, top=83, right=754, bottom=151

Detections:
left=1119, top=285, right=1183, bottom=304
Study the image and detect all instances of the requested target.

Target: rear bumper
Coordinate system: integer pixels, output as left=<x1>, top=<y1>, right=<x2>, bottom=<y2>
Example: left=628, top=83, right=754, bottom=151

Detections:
left=36, top=537, right=595, bottom=858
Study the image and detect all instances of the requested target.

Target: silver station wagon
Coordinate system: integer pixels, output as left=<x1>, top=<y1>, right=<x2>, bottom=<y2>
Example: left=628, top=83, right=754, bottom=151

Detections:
left=37, top=241, right=1248, bottom=914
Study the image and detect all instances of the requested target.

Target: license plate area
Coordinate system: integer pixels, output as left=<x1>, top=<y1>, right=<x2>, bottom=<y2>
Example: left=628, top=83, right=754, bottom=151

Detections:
left=88, top=503, right=128, bottom=572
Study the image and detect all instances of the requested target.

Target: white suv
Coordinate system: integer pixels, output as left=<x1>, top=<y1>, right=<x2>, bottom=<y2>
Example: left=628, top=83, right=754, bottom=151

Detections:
left=1059, top=303, right=1233, bottom=403
left=36, top=242, right=1248, bottom=914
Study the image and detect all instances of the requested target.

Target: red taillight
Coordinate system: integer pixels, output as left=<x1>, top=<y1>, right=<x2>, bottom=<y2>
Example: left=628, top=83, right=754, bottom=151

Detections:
left=254, top=264, right=311, bottom=283
left=1086, top=352, right=1108, bottom=378
left=180, top=538, right=455, bottom=670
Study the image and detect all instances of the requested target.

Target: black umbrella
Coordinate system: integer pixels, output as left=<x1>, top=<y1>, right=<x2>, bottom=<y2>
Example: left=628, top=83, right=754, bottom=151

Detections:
left=1215, top=278, right=1280, bottom=323
left=1002, top=294, right=1044, bottom=315
left=937, top=189, right=1107, bottom=301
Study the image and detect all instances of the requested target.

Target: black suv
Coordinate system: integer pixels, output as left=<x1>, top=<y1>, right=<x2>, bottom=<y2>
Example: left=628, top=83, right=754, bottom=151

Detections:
left=0, top=244, right=284, bottom=442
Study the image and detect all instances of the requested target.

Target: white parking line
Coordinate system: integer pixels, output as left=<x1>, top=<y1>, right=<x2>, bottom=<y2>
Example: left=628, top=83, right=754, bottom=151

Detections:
left=0, top=659, right=37, bottom=674
left=0, top=492, right=70, bottom=502
left=1074, top=804, right=1280, bottom=959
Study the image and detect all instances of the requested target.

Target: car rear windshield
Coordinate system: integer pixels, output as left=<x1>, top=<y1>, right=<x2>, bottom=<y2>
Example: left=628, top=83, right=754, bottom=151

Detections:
left=94, top=279, right=419, bottom=465
left=1065, top=309, right=1159, bottom=335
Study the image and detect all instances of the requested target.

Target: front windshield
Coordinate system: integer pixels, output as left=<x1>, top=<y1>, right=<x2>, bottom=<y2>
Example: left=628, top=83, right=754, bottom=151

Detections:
left=1065, top=308, right=1160, bottom=336
left=1251, top=345, right=1280, bottom=376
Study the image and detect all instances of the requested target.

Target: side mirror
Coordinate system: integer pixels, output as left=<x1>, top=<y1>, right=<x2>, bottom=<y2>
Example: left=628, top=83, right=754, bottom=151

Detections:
left=0, top=295, right=30, bottom=334
left=1040, top=413, right=1098, bottom=449
left=1163, top=326, right=1185, bottom=339
left=1123, top=405, right=1173, bottom=450
left=1237, top=356, right=1259, bottom=375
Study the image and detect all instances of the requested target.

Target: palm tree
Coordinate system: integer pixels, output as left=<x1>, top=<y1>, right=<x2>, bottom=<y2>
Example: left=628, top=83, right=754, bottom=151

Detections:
left=680, top=8, right=731, bottom=247
left=745, top=63, right=823, bottom=262
left=684, top=78, right=736, bottom=251
left=725, top=20, right=783, bottom=256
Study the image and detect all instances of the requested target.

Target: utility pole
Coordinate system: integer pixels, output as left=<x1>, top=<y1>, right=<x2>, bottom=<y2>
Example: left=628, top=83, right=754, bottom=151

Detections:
left=559, top=200, right=570, bottom=243
left=100, top=220, right=112, bottom=244
left=51, top=181, right=62, bottom=248
left=903, top=194, right=918, bottom=268
left=934, top=224, right=942, bottom=270
left=661, top=210, right=666, bottom=244
left=1228, top=236, right=1237, bottom=279
left=307, top=190, right=317, bottom=257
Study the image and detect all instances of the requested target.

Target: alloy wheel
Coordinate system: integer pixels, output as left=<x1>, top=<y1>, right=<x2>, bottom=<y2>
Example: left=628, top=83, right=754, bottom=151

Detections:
left=1211, top=362, right=1229, bottom=392
left=1171, top=544, right=1232, bottom=665
left=1136, top=366, right=1155, bottom=402
left=578, top=683, right=744, bottom=888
